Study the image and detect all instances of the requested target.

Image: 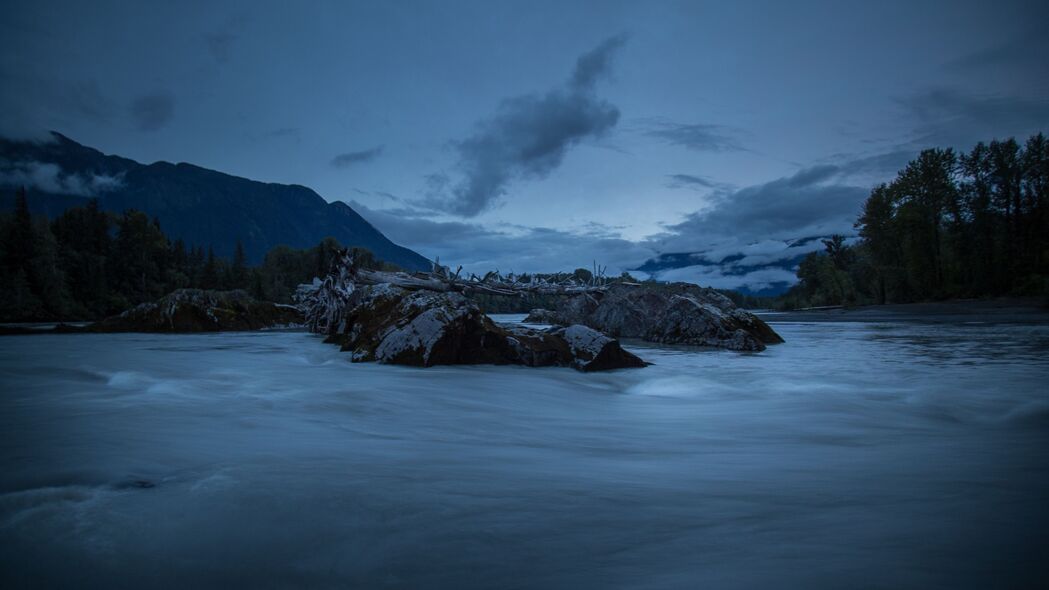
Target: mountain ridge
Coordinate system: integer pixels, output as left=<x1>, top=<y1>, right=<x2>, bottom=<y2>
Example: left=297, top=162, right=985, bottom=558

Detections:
left=0, top=133, right=432, bottom=270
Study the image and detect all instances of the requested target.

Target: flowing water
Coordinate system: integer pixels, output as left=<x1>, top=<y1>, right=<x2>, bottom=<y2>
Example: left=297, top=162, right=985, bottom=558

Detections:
left=1, top=316, right=1047, bottom=589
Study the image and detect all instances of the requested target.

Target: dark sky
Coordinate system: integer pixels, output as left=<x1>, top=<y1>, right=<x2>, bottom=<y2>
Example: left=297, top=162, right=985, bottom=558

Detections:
left=3, top=0, right=1047, bottom=289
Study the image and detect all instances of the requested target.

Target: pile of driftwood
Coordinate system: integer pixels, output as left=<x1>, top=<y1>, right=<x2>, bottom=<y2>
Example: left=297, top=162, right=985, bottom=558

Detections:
left=296, top=250, right=632, bottom=334
left=297, top=248, right=784, bottom=354
left=294, top=249, right=647, bottom=371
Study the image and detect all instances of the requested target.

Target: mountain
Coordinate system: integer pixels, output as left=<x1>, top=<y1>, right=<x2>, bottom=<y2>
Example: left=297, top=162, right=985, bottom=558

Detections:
left=632, top=236, right=835, bottom=296
left=0, top=133, right=431, bottom=270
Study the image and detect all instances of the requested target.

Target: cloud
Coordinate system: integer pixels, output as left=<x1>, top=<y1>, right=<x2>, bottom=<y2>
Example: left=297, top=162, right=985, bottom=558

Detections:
left=666, top=173, right=735, bottom=192
left=258, top=127, right=301, bottom=142
left=425, top=34, right=628, bottom=217
left=632, top=236, right=834, bottom=293
left=330, top=146, right=384, bottom=168
left=0, top=160, right=123, bottom=196
left=570, top=33, right=629, bottom=89
left=130, top=93, right=175, bottom=131
left=66, top=80, right=118, bottom=124
left=635, top=88, right=1049, bottom=292
left=358, top=154, right=883, bottom=291
left=642, top=119, right=746, bottom=152
left=204, top=31, right=237, bottom=64
left=0, top=122, right=58, bottom=143
left=655, top=265, right=801, bottom=293
left=945, top=29, right=1049, bottom=77
left=898, top=88, right=1049, bottom=149
left=623, top=157, right=887, bottom=292
left=352, top=201, right=654, bottom=276
left=0, top=69, right=118, bottom=138
left=356, top=152, right=884, bottom=293
left=652, top=164, right=867, bottom=254
left=204, top=15, right=249, bottom=64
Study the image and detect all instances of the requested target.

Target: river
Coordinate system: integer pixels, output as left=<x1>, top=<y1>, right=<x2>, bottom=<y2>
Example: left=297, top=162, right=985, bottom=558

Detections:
left=1, top=316, right=1047, bottom=588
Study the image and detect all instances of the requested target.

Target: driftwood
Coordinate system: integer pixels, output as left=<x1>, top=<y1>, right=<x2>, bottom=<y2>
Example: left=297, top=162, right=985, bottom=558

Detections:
left=361, top=256, right=618, bottom=296
left=295, top=250, right=628, bottom=334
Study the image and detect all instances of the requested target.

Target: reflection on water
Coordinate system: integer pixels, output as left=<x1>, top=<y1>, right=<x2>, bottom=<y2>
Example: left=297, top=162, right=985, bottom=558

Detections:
left=1, top=319, right=1047, bottom=589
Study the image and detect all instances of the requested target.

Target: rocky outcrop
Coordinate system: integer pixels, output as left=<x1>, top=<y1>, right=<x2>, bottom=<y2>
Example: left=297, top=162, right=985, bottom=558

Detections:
left=321, top=284, right=645, bottom=371
left=525, top=283, right=783, bottom=352
left=90, top=289, right=302, bottom=333
left=523, top=308, right=562, bottom=324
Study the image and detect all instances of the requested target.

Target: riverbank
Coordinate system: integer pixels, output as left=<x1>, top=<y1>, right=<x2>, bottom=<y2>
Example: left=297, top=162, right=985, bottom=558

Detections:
left=757, top=297, right=1049, bottom=323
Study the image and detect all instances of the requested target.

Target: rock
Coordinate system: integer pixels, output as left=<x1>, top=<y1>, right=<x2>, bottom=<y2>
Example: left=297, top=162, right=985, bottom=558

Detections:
left=90, top=289, right=303, bottom=333
left=553, top=324, right=648, bottom=372
left=523, top=308, right=562, bottom=324
left=550, top=283, right=783, bottom=351
left=325, top=284, right=646, bottom=371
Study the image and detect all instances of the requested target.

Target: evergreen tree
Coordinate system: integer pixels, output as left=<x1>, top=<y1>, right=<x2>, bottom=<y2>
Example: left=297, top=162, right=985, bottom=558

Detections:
left=112, top=210, right=170, bottom=304
left=795, top=132, right=1049, bottom=308
left=201, top=247, right=219, bottom=290
left=232, top=240, right=248, bottom=288
left=52, top=198, right=112, bottom=316
left=4, top=187, right=36, bottom=275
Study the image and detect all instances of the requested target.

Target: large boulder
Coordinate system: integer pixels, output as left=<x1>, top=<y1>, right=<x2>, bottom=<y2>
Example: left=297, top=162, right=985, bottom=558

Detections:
left=91, top=289, right=303, bottom=333
left=552, top=324, right=649, bottom=372
left=533, top=283, right=783, bottom=352
left=325, top=284, right=645, bottom=371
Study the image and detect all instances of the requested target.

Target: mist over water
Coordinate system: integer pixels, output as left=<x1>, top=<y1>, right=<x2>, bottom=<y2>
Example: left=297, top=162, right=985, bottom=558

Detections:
left=2, top=318, right=1047, bottom=589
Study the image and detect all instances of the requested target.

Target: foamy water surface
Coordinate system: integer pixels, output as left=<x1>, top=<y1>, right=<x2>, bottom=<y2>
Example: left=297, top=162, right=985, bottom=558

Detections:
left=1, top=316, right=1047, bottom=588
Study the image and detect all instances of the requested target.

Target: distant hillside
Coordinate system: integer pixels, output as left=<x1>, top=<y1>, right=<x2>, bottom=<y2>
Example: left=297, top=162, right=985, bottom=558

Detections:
left=0, top=133, right=431, bottom=270
left=632, top=236, right=833, bottom=296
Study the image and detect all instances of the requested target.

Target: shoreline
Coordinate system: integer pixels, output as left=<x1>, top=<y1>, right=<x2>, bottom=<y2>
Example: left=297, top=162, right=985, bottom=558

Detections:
left=5, top=298, right=1048, bottom=335
left=755, top=297, right=1049, bottom=324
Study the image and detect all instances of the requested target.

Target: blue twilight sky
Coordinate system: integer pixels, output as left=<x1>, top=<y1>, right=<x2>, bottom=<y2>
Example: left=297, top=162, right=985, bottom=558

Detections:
left=2, top=0, right=1047, bottom=289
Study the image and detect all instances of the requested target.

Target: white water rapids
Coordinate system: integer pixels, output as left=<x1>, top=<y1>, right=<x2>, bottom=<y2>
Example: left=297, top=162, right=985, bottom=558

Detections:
left=1, top=316, right=1047, bottom=588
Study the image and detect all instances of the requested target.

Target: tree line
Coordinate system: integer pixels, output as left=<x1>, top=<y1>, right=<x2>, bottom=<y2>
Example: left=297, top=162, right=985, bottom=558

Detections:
left=782, top=133, right=1049, bottom=308
left=0, top=190, right=395, bottom=321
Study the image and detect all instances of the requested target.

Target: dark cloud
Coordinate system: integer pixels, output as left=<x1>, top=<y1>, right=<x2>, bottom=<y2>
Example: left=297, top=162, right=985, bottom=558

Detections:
left=898, top=88, right=1049, bottom=149
left=204, top=31, right=237, bottom=64
left=652, top=164, right=868, bottom=254
left=330, top=146, right=384, bottom=168
left=426, top=34, right=628, bottom=217
left=633, top=165, right=875, bottom=291
left=130, top=93, right=175, bottom=131
left=204, top=15, right=249, bottom=64
left=66, top=80, right=118, bottom=124
left=666, top=173, right=735, bottom=192
left=351, top=188, right=401, bottom=202
left=642, top=119, right=746, bottom=152
left=571, top=33, right=629, bottom=89
left=945, top=28, right=1049, bottom=76
left=827, top=149, right=917, bottom=185
left=258, top=127, right=301, bottom=142
left=667, top=173, right=716, bottom=188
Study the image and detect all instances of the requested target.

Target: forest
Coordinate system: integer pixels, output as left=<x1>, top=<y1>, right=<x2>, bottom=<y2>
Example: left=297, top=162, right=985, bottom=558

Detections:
left=0, top=191, right=395, bottom=321
left=781, top=133, right=1049, bottom=309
